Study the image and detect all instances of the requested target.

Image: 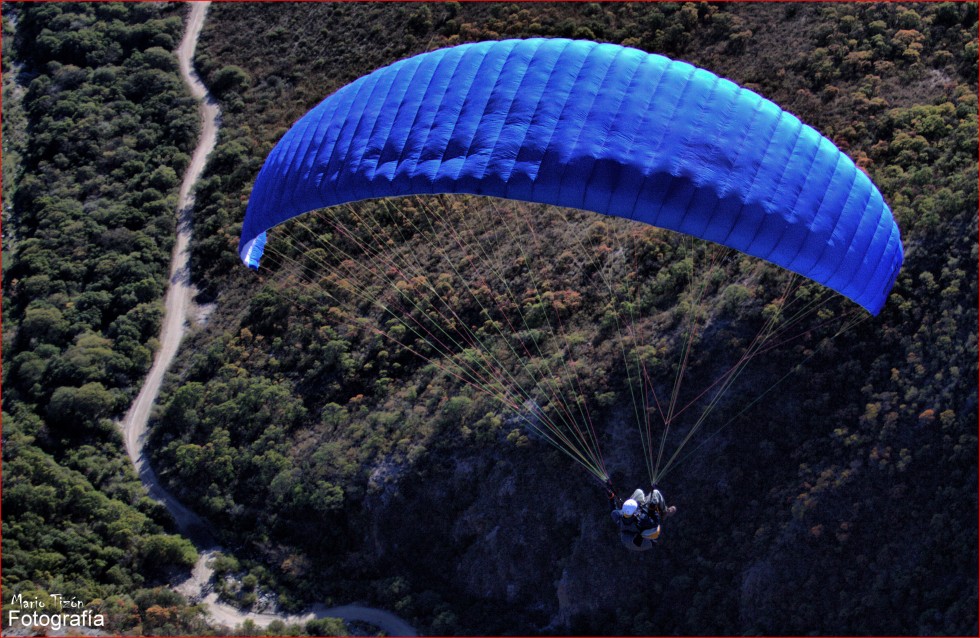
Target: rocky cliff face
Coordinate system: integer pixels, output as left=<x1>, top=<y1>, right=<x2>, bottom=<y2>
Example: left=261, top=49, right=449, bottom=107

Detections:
left=347, top=407, right=685, bottom=633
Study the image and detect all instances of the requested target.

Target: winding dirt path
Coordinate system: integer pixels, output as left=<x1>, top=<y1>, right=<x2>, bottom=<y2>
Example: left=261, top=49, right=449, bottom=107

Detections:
left=119, top=0, right=221, bottom=550
left=118, top=4, right=416, bottom=634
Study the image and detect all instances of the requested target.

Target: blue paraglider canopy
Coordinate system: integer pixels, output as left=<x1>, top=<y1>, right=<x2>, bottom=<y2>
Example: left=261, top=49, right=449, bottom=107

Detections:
left=240, top=38, right=902, bottom=314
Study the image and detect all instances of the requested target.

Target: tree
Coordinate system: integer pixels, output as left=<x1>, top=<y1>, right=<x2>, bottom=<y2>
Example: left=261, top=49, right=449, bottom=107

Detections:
left=138, top=535, right=198, bottom=575
left=20, top=305, right=69, bottom=345
left=305, top=617, right=348, bottom=636
left=210, top=65, right=251, bottom=98
left=47, top=382, right=119, bottom=429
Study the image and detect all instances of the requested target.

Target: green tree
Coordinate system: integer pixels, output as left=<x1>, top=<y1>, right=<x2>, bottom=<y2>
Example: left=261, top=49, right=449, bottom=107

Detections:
left=138, top=534, right=198, bottom=575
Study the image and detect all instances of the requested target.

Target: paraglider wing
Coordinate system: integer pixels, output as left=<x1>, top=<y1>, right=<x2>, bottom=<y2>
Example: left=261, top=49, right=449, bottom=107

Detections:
left=240, top=38, right=902, bottom=314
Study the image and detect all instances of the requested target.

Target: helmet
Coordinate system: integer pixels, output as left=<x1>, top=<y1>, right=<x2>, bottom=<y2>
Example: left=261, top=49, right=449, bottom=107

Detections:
left=622, top=499, right=638, bottom=516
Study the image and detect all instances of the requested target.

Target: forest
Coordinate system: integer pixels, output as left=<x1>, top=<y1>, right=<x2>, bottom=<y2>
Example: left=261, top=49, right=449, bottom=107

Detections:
left=2, top=3, right=210, bottom=634
left=2, top=2, right=978, bottom=636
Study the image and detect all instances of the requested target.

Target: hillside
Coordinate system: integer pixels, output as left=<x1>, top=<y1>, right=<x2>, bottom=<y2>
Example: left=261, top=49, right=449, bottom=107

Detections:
left=1, top=3, right=212, bottom=633
left=4, top=2, right=978, bottom=636
left=164, top=3, right=978, bottom=634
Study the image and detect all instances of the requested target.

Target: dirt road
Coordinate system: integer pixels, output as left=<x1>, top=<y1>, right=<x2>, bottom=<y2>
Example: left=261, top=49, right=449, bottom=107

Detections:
left=121, top=1, right=218, bottom=462
left=117, top=4, right=416, bottom=635
left=118, top=0, right=221, bottom=548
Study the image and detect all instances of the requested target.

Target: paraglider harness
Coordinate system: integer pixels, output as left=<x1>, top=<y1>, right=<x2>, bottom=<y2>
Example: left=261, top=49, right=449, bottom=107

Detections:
left=607, top=481, right=666, bottom=550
